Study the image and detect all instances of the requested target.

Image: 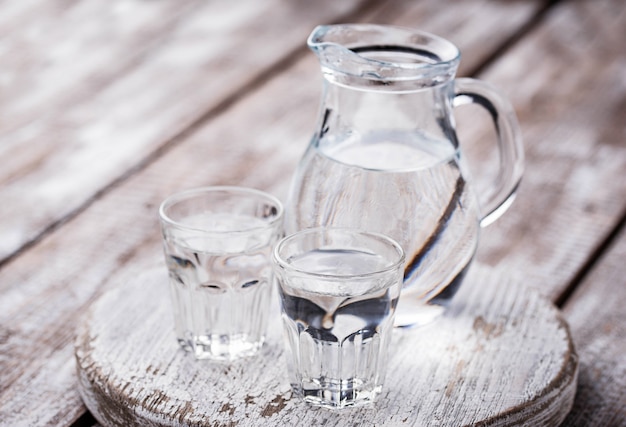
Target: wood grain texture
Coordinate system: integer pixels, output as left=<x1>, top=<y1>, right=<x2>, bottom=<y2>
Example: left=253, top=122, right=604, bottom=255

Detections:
left=75, top=264, right=577, bottom=427
left=468, top=0, right=626, bottom=298
left=0, top=0, right=371, bottom=262
left=368, top=0, right=544, bottom=77
left=0, top=0, right=545, bottom=263
left=1, top=0, right=624, bottom=425
left=561, top=229, right=626, bottom=426
left=0, top=3, right=549, bottom=423
left=0, top=0, right=202, bottom=250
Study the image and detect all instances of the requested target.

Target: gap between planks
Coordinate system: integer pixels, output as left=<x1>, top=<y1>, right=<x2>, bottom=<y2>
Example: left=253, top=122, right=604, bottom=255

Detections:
left=0, top=0, right=562, bottom=274
left=462, top=0, right=626, bottom=315
left=0, top=0, right=555, bottom=272
left=61, top=3, right=564, bottom=425
left=69, top=411, right=98, bottom=427
left=555, top=206, right=626, bottom=309
left=466, top=0, right=562, bottom=77
left=3, top=2, right=584, bottom=425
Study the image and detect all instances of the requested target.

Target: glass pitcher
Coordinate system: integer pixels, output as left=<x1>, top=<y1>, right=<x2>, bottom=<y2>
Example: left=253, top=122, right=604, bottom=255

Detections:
left=285, top=24, right=524, bottom=327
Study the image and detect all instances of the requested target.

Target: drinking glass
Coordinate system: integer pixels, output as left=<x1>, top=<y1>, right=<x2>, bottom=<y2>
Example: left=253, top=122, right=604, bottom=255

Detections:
left=272, top=228, right=405, bottom=408
left=159, top=186, right=283, bottom=360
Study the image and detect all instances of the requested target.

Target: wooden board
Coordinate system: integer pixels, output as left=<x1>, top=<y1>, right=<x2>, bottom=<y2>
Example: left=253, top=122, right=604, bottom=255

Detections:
left=75, top=264, right=577, bottom=427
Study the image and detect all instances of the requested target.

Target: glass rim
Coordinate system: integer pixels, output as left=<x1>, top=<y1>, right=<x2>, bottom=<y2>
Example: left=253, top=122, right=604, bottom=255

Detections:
left=158, top=186, right=284, bottom=235
left=273, top=227, right=405, bottom=280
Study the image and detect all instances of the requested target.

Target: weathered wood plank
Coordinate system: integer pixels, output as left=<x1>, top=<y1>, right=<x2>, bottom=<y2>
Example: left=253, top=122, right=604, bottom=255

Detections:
left=0, top=4, right=382, bottom=425
left=560, top=228, right=626, bottom=426
left=0, top=0, right=545, bottom=264
left=0, top=2, right=550, bottom=425
left=467, top=0, right=626, bottom=299
left=0, top=0, right=201, bottom=183
left=370, top=0, right=546, bottom=77
left=75, top=265, right=577, bottom=426
left=0, top=0, right=201, bottom=122
left=0, top=0, right=374, bottom=262
left=2, top=0, right=622, bottom=425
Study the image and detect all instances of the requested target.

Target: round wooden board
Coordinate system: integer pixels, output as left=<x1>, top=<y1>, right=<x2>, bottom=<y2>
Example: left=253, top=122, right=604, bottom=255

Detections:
left=75, top=263, right=578, bottom=426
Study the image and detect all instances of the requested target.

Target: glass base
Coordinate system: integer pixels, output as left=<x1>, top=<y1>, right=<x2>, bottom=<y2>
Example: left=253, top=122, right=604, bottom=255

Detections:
left=293, top=378, right=381, bottom=409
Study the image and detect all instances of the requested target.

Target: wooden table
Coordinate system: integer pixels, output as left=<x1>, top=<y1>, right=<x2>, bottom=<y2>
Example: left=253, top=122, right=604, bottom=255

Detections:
left=1, top=0, right=624, bottom=426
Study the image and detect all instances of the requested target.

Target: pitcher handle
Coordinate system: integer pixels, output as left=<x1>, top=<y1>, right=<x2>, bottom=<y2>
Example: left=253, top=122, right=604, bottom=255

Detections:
left=453, top=78, right=524, bottom=227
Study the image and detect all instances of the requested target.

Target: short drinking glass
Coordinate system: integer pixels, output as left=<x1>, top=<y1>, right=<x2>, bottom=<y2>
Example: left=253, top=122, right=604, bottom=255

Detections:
left=272, top=228, right=405, bottom=408
left=159, top=186, right=283, bottom=360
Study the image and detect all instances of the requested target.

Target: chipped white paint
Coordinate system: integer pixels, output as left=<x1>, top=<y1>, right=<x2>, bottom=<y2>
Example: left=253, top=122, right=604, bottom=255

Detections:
left=76, top=264, right=577, bottom=426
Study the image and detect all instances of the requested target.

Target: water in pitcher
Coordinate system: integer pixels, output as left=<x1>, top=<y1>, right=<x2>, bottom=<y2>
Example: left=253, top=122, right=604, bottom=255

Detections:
left=286, top=131, right=480, bottom=326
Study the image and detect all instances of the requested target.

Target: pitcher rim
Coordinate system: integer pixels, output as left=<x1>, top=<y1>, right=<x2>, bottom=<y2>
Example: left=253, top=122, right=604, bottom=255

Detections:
left=308, top=24, right=461, bottom=86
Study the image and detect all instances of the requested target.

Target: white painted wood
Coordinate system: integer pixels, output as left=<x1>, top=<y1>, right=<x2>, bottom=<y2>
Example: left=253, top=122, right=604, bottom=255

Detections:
left=75, top=264, right=578, bottom=426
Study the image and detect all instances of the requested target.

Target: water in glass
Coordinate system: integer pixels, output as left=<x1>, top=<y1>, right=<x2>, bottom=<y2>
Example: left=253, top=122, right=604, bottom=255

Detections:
left=163, top=213, right=274, bottom=360
left=276, top=247, right=401, bottom=408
